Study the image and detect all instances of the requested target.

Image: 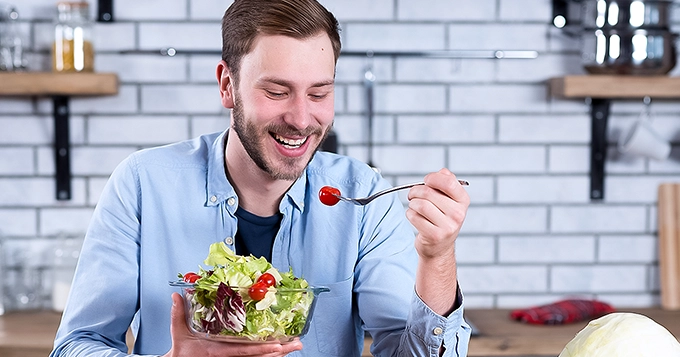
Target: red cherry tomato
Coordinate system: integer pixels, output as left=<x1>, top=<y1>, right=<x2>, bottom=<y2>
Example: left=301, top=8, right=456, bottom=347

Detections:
left=183, top=272, right=201, bottom=283
left=257, top=272, right=277, bottom=287
left=248, top=281, right=269, bottom=301
left=319, top=186, right=341, bottom=206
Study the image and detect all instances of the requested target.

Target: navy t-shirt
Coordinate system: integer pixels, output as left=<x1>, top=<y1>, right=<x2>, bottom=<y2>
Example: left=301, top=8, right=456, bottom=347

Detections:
left=234, top=207, right=282, bottom=261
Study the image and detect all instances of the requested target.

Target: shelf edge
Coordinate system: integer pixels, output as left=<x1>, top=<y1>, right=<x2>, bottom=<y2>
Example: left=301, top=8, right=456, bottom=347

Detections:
left=550, top=75, right=680, bottom=99
left=0, top=72, right=119, bottom=96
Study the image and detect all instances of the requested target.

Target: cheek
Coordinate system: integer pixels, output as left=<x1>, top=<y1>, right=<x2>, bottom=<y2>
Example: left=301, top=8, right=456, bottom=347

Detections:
left=314, top=99, right=335, bottom=126
left=248, top=96, right=280, bottom=121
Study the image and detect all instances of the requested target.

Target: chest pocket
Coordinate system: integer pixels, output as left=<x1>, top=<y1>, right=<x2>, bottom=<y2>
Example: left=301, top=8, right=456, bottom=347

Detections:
left=310, top=276, right=359, bottom=356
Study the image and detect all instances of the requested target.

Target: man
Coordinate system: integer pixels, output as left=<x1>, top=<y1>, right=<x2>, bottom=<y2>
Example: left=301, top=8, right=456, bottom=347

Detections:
left=50, top=0, right=471, bottom=356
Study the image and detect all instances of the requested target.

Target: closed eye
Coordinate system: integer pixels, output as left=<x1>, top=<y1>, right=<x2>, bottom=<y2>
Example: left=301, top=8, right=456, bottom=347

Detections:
left=265, top=90, right=287, bottom=99
left=309, top=93, right=329, bottom=100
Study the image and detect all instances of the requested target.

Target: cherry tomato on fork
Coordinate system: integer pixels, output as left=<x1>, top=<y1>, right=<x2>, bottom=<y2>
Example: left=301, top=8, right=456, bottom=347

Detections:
left=319, top=186, right=341, bottom=206
left=182, top=272, right=201, bottom=283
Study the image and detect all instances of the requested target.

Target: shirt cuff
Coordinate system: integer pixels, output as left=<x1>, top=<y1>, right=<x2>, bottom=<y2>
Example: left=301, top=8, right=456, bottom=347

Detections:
left=407, top=284, right=469, bottom=356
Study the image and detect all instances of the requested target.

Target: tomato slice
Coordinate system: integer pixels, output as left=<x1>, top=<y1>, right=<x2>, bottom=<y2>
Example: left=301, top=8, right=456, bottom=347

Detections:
left=257, top=272, right=277, bottom=287
left=319, top=186, right=341, bottom=206
left=183, top=272, right=201, bottom=283
left=248, top=281, right=269, bottom=301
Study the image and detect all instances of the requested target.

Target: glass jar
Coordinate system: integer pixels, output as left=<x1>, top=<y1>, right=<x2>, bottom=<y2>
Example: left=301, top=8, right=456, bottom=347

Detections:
left=0, top=3, right=26, bottom=71
left=52, top=1, right=94, bottom=72
left=51, top=236, right=83, bottom=312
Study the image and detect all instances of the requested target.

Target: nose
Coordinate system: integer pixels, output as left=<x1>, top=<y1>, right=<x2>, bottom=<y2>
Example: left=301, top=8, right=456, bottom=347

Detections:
left=284, top=94, right=312, bottom=130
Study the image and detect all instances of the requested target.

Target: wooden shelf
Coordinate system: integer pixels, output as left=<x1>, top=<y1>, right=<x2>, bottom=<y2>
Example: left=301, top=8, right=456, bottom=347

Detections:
left=0, top=71, right=119, bottom=200
left=550, top=75, right=680, bottom=99
left=549, top=75, right=680, bottom=200
left=0, top=72, right=118, bottom=96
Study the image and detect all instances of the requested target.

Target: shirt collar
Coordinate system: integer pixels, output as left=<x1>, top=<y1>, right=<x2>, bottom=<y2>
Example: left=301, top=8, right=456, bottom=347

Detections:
left=283, top=168, right=308, bottom=213
left=206, top=130, right=235, bottom=206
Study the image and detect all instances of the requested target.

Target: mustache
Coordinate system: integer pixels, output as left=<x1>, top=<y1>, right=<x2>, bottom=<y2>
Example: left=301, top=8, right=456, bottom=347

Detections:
left=266, top=124, right=324, bottom=137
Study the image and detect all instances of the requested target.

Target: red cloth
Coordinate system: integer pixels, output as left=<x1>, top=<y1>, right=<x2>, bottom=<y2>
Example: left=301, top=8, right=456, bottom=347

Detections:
left=510, top=299, right=616, bottom=325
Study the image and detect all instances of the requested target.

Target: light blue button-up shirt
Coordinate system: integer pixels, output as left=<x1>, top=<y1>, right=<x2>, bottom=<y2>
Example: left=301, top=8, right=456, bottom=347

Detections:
left=50, top=130, right=471, bottom=357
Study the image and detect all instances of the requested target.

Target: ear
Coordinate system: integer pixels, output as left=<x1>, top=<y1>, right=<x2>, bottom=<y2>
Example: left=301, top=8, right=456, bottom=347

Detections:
left=216, top=60, right=235, bottom=109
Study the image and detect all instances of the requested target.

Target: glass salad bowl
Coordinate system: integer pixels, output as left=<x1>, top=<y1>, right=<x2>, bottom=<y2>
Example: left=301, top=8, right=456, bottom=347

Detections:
left=169, top=281, right=329, bottom=343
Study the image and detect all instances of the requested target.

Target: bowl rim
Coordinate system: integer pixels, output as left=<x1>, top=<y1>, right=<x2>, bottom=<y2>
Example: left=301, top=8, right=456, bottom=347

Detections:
left=168, top=280, right=330, bottom=294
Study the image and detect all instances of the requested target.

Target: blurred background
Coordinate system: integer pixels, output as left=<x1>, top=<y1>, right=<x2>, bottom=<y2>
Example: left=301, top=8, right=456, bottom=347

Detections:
left=1, top=0, right=680, bottom=316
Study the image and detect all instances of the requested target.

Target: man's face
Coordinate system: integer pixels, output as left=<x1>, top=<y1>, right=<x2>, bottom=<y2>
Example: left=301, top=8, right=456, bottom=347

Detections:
left=230, top=33, right=335, bottom=181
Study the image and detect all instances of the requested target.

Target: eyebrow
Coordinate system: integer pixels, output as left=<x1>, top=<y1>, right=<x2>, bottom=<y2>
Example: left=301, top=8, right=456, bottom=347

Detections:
left=258, top=77, right=335, bottom=89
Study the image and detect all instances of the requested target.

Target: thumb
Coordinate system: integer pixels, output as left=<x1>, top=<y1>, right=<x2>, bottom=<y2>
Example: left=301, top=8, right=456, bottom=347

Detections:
left=169, top=292, right=189, bottom=339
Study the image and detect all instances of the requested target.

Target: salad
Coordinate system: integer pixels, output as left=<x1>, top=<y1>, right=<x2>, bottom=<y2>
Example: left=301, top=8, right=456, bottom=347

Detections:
left=176, top=242, right=318, bottom=341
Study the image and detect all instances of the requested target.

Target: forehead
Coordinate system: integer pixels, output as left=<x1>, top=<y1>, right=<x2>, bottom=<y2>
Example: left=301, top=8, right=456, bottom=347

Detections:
left=240, top=33, right=336, bottom=83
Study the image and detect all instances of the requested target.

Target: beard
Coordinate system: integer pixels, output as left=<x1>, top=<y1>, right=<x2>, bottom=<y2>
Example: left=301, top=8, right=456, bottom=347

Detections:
left=231, top=92, right=331, bottom=181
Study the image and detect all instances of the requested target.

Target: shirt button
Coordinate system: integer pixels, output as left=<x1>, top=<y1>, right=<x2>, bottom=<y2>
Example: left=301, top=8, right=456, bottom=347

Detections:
left=224, top=237, right=234, bottom=245
left=210, top=195, right=217, bottom=203
left=433, top=327, right=443, bottom=335
left=227, top=197, right=236, bottom=206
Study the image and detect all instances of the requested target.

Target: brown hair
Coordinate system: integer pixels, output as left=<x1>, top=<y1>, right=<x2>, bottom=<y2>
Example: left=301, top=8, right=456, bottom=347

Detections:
left=221, top=0, right=341, bottom=83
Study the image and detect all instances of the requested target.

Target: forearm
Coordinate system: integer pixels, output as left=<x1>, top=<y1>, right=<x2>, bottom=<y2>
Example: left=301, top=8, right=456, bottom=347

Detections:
left=415, top=250, right=458, bottom=316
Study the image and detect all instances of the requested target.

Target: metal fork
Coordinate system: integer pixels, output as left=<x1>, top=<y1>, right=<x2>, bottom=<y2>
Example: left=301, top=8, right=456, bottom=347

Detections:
left=334, top=179, right=469, bottom=206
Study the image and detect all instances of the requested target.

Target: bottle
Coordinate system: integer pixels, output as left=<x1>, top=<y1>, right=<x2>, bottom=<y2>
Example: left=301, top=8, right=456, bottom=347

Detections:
left=0, top=4, right=26, bottom=71
left=52, top=1, right=94, bottom=72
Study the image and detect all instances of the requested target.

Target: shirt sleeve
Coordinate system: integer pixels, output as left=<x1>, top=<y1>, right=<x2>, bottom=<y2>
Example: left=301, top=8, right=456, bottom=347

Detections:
left=354, top=175, right=471, bottom=357
left=402, top=285, right=471, bottom=357
left=49, top=155, right=152, bottom=357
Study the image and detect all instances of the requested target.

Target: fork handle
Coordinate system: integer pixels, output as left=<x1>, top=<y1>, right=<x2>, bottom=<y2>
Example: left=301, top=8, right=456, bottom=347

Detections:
left=385, top=179, right=469, bottom=194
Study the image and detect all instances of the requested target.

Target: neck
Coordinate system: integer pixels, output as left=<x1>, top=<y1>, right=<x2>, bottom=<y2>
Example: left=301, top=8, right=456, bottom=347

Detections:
left=224, top=130, right=294, bottom=217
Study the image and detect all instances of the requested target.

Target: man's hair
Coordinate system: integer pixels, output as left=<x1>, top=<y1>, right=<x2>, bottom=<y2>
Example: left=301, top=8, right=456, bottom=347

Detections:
left=221, top=0, right=341, bottom=83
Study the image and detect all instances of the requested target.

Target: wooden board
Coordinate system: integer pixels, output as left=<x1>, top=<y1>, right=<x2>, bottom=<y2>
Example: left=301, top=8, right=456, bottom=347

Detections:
left=0, top=72, right=118, bottom=96
left=550, top=75, right=680, bottom=99
left=659, top=183, right=680, bottom=310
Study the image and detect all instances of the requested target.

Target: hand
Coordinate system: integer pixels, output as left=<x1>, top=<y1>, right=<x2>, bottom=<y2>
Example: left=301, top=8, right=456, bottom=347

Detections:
left=405, top=168, right=470, bottom=260
left=162, top=293, right=303, bottom=357
left=406, top=168, right=469, bottom=316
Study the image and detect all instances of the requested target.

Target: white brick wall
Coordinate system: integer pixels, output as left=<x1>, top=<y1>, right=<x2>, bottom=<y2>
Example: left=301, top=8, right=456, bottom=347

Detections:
left=398, top=0, right=496, bottom=21
left=1, top=0, right=679, bottom=310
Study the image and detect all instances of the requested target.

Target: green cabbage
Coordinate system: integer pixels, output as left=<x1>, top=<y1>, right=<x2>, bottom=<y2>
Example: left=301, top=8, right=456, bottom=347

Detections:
left=559, top=312, right=680, bottom=357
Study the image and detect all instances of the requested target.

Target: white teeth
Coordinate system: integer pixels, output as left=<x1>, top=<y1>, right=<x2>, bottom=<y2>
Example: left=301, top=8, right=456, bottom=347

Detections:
left=275, top=134, right=307, bottom=148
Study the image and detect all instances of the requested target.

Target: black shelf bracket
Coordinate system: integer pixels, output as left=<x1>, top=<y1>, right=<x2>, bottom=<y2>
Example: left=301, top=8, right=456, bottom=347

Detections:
left=552, top=0, right=569, bottom=27
left=53, top=96, right=71, bottom=201
left=589, top=98, right=611, bottom=201
left=97, top=0, right=114, bottom=22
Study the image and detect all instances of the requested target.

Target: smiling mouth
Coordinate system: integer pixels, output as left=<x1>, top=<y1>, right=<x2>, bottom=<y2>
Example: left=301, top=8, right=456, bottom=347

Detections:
left=273, top=134, right=308, bottom=149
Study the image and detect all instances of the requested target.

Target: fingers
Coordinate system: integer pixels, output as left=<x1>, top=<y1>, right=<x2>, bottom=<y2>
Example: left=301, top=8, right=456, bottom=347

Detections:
left=280, top=340, right=304, bottom=354
left=406, top=168, right=469, bottom=256
left=408, top=169, right=469, bottom=217
left=422, top=168, right=468, bottom=202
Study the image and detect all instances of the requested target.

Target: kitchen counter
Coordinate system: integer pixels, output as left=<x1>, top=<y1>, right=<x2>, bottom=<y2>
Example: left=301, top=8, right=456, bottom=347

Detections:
left=364, top=308, right=680, bottom=356
left=0, top=310, right=133, bottom=357
left=463, top=308, right=680, bottom=356
left=2, top=309, right=679, bottom=357
left=0, top=310, right=61, bottom=357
